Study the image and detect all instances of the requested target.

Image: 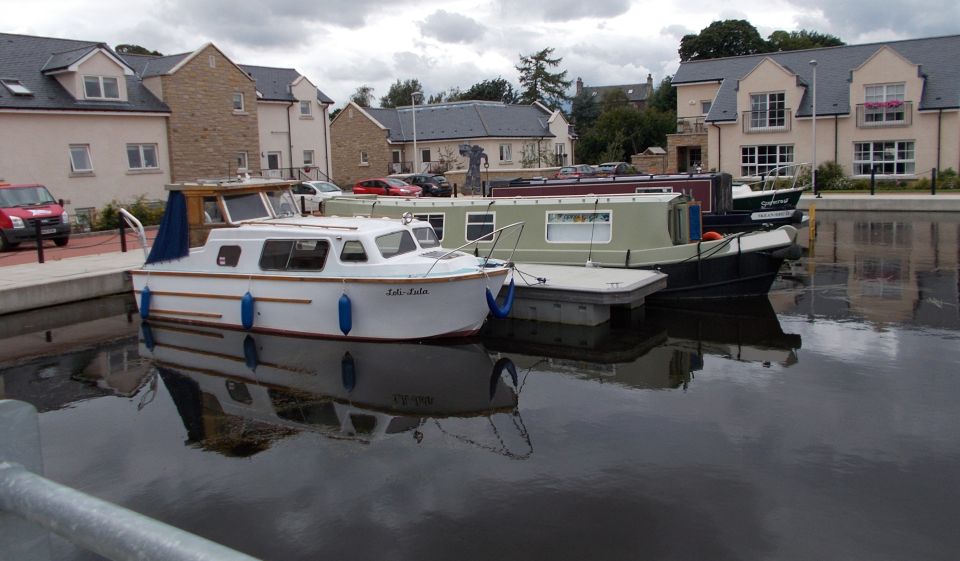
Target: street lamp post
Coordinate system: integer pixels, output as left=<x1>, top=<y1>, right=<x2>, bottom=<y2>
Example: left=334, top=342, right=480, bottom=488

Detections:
left=412, top=92, right=422, bottom=173
left=810, top=59, right=819, bottom=197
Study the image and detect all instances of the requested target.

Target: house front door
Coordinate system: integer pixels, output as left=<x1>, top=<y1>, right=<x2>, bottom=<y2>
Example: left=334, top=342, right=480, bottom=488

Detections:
left=266, top=152, right=282, bottom=178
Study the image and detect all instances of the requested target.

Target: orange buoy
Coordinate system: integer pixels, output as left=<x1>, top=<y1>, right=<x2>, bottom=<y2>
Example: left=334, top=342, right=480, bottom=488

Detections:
left=702, top=231, right=723, bottom=241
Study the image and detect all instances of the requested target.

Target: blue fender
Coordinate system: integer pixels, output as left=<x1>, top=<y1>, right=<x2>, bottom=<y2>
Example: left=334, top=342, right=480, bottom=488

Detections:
left=139, top=286, right=151, bottom=319
left=339, top=293, right=352, bottom=335
left=489, top=357, right=519, bottom=400
left=341, top=351, right=356, bottom=392
left=485, top=279, right=515, bottom=319
left=140, top=321, right=155, bottom=352
left=241, top=291, right=255, bottom=330
left=243, top=334, right=258, bottom=371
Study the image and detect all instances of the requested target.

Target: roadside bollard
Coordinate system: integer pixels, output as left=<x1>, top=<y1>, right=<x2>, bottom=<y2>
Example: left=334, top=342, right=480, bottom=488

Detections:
left=33, top=221, right=44, bottom=264
left=932, top=168, right=937, bottom=195
left=870, top=166, right=876, bottom=196
left=119, top=216, right=127, bottom=253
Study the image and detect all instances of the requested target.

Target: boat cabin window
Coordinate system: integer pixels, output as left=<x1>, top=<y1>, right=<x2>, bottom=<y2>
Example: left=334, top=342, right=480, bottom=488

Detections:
left=216, top=245, right=241, bottom=267
left=545, top=211, right=612, bottom=243
left=259, top=239, right=330, bottom=271
left=340, top=240, right=368, bottom=262
left=466, top=212, right=495, bottom=242
left=375, top=230, right=418, bottom=258
left=265, top=189, right=298, bottom=217
left=413, top=213, right=445, bottom=240
left=223, top=193, right=271, bottom=222
left=203, top=197, right=225, bottom=224
left=413, top=226, right=440, bottom=248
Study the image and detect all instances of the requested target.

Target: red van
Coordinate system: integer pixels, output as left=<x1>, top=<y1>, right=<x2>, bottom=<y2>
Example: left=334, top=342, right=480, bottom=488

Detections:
left=0, top=182, right=70, bottom=251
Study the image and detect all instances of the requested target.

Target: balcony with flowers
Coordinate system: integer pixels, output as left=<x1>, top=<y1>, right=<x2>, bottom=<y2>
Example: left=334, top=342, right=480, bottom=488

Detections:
left=857, top=100, right=912, bottom=128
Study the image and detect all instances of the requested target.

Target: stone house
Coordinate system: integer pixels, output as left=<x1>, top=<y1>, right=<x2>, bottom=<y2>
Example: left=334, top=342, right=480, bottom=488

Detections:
left=575, top=75, right=655, bottom=111
left=330, top=100, right=575, bottom=187
left=669, top=35, right=960, bottom=181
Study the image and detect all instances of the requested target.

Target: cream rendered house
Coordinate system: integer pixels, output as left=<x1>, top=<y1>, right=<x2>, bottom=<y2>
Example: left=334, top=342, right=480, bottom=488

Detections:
left=0, top=33, right=170, bottom=224
left=330, top=100, right=575, bottom=187
left=669, top=35, right=960, bottom=182
left=241, top=65, right=334, bottom=181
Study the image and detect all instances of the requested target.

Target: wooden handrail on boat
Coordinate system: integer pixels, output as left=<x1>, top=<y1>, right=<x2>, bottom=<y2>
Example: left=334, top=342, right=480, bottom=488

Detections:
left=423, top=221, right=525, bottom=277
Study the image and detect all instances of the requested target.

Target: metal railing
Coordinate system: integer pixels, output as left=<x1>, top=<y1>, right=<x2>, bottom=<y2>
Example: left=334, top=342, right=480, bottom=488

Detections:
left=257, top=166, right=333, bottom=182
left=856, top=101, right=912, bottom=128
left=424, top=221, right=525, bottom=277
left=676, top=117, right=706, bottom=134
left=742, top=162, right=811, bottom=192
left=742, top=109, right=792, bottom=133
left=1, top=400, right=259, bottom=561
left=387, top=161, right=449, bottom=175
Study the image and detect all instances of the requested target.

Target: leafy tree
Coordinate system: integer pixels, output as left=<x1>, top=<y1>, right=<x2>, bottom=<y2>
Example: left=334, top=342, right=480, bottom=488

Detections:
left=350, top=85, right=375, bottom=108
left=600, top=89, right=630, bottom=113
left=767, top=30, right=844, bottom=51
left=516, top=47, right=572, bottom=110
left=577, top=106, right=675, bottom=165
left=570, top=90, right=601, bottom=132
left=451, top=77, right=519, bottom=104
left=679, top=20, right=767, bottom=61
left=647, top=76, right=677, bottom=113
left=379, top=79, right=424, bottom=108
left=427, top=90, right=453, bottom=104
left=115, top=44, right=162, bottom=56
left=329, top=107, right=342, bottom=121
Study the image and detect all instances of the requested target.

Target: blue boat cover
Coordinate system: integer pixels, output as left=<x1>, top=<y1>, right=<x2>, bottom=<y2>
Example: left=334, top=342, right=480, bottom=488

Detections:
left=146, top=190, right=190, bottom=264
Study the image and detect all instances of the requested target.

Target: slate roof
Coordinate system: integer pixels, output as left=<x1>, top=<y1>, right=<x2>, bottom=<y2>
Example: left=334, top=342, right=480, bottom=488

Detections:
left=364, top=101, right=557, bottom=142
left=0, top=33, right=169, bottom=113
left=240, top=64, right=334, bottom=104
left=673, top=35, right=960, bottom=122
left=581, top=83, right=652, bottom=104
left=121, top=52, right=189, bottom=78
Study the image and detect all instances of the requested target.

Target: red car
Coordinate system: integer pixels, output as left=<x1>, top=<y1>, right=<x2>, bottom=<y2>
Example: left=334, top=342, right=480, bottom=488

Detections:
left=353, top=178, right=422, bottom=197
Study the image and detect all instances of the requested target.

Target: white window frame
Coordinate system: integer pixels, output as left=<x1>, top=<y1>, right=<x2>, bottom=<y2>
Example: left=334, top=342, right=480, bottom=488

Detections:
left=126, top=143, right=159, bottom=170
left=465, top=212, right=495, bottom=242
left=359, top=151, right=369, bottom=166
left=701, top=100, right=712, bottom=115
left=545, top=210, right=612, bottom=244
left=413, top=213, right=445, bottom=241
left=303, top=150, right=314, bottom=166
left=299, top=100, right=312, bottom=117
left=236, top=151, right=249, bottom=172
left=864, top=83, right=906, bottom=124
left=1, top=79, right=31, bottom=95
left=83, top=75, right=120, bottom=100
left=233, top=92, right=245, bottom=112
left=749, top=92, right=785, bottom=130
left=741, top=144, right=794, bottom=177
left=499, top=143, right=512, bottom=163
left=69, top=144, right=93, bottom=173
left=853, top=140, right=915, bottom=176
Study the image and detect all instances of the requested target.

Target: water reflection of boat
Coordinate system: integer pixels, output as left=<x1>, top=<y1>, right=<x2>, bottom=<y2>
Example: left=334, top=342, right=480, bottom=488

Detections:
left=481, top=298, right=800, bottom=390
left=140, top=321, right=527, bottom=456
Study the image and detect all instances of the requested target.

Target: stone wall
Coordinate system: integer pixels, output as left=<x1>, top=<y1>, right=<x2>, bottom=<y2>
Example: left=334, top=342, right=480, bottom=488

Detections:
left=330, top=107, right=392, bottom=186
left=161, top=45, right=260, bottom=182
left=665, top=132, right=708, bottom=174
left=630, top=154, right=668, bottom=174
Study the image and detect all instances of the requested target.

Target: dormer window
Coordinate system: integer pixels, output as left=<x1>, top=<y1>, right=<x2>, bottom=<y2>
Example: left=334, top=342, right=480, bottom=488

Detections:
left=83, top=76, right=120, bottom=100
left=1, top=79, right=32, bottom=96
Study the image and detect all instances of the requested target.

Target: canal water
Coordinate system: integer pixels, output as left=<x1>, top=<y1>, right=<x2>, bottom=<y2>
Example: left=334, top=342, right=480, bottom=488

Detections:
left=1, top=210, right=959, bottom=561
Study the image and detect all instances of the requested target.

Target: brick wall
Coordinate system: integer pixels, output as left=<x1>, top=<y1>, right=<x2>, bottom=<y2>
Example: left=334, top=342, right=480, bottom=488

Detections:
left=330, top=107, right=391, bottom=186
left=161, top=46, right=261, bottom=182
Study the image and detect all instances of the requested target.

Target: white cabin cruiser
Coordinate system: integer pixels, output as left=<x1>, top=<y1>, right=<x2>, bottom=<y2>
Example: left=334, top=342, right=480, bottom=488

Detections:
left=125, top=179, right=518, bottom=340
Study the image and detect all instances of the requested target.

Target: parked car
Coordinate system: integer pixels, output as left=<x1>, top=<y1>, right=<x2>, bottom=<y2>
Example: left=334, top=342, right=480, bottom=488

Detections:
left=553, top=164, right=597, bottom=179
left=595, top=162, right=636, bottom=176
left=290, top=181, right=343, bottom=212
left=353, top=178, right=423, bottom=197
left=0, top=182, right=70, bottom=251
left=391, top=173, right=452, bottom=197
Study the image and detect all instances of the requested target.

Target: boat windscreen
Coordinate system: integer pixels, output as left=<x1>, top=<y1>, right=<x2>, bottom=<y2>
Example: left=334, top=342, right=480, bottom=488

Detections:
left=266, top=190, right=298, bottom=217
left=224, top=193, right=271, bottom=222
left=413, top=226, right=440, bottom=248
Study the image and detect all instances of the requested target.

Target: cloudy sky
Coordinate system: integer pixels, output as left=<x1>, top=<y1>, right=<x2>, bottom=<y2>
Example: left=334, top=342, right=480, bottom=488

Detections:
left=5, top=0, right=957, bottom=106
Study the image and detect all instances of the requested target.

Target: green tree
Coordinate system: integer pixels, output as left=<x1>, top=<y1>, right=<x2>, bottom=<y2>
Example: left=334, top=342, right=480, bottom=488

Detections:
left=767, top=29, right=844, bottom=51
left=452, top=77, right=519, bottom=104
left=570, top=90, right=601, bottom=132
left=115, top=44, right=162, bottom=56
left=600, top=89, right=630, bottom=113
left=647, top=76, right=677, bottom=113
left=516, top=47, right=572, bottom=109
left=350, top=85, right=375, bottom=108
left=379, top=79, right=424, bottom=108
left=329, top=107, right=342, bottom=121
left=577, top=106, right=675, bottom=165
left=679, top=20, right=767, bottom=61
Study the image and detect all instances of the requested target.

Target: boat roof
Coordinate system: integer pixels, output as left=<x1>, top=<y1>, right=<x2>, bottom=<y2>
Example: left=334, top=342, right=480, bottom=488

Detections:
left=206, top=214, right=419, bottom=240
left=327, top=193, right=684, bottom=208
left=165, top=178, right=297, bottom=192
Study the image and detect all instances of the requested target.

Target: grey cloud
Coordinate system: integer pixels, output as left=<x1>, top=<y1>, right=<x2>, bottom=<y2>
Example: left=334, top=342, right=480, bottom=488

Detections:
left=418, top=10, right=487, bottom=44
left=494, top=0, right=631, bottom=23
left=785, top=0, right=960, bottom=42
